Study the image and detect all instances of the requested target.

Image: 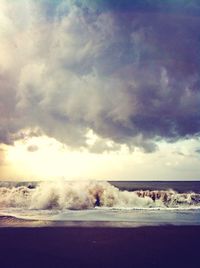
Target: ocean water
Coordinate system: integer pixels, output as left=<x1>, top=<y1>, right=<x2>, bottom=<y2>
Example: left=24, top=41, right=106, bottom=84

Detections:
left=0, top=180, right=200, bottom=227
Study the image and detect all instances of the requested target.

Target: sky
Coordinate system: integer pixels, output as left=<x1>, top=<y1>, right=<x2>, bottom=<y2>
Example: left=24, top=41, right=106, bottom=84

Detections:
left=0, top=0, right=200, bottom=181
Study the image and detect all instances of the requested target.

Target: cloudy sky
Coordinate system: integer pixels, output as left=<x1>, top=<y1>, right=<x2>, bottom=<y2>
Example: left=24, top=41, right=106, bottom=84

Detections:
left=0, top=0, right=200, bottom=181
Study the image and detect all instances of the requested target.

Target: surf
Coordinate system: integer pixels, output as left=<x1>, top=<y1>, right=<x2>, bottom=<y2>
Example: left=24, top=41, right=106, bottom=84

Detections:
left=1, top=181, right=200, bottom=210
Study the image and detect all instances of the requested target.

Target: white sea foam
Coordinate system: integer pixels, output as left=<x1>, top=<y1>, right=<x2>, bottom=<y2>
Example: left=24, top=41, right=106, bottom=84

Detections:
left=0, top=181, right=200, bottom=210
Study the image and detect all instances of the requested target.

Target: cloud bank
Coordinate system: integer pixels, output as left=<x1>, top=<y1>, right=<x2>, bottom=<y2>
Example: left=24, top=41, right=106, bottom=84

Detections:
left=0, top=0, right=200, bottom=152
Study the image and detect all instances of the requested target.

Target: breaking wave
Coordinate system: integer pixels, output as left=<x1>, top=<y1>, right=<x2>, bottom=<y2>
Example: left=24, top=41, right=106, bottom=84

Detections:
left=0, top=181, right=200, bottom=210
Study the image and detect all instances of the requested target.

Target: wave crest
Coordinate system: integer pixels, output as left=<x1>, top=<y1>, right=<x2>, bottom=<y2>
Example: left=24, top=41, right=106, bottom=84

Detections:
left=0, top=181, right=200, bottom=210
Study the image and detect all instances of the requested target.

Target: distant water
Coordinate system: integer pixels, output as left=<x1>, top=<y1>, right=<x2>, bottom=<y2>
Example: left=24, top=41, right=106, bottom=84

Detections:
left=110, top=181, right=200, bottom=193
left=0, top=180, right=200, bottom=227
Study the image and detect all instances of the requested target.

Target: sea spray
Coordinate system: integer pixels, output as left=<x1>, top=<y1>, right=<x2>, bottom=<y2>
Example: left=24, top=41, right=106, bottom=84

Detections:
left=1, top=181, right=200, bottom=210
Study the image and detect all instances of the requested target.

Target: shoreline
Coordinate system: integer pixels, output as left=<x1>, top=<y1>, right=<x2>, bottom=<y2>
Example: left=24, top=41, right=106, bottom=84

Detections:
left=1, top=214, right=200, bottom=228
left=0, top=225, right=200, bottom=268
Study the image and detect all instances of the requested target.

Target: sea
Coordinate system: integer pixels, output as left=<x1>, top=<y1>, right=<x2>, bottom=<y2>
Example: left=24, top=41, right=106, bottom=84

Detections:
left=0, top=180, right=200, bottom=227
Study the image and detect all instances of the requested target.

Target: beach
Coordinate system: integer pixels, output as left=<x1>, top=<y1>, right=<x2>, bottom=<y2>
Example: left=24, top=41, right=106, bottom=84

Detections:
left=1, top=181, right=200, bottom=267
left=0, top=226, right=200, bottom=268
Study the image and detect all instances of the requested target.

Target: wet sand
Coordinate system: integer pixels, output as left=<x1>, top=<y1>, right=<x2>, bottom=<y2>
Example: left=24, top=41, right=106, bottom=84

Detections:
left=0, top=226, right=200, bottom=268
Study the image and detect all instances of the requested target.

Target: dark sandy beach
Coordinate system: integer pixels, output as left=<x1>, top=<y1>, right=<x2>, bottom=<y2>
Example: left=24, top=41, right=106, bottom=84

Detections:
left=0, top=226, right=200, bottom=268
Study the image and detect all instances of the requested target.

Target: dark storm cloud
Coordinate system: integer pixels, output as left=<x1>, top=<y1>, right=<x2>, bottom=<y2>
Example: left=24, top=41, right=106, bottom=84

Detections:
left=73, top=0, right=200, bottom=15
left=0, top=0, right=200, bottom=152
